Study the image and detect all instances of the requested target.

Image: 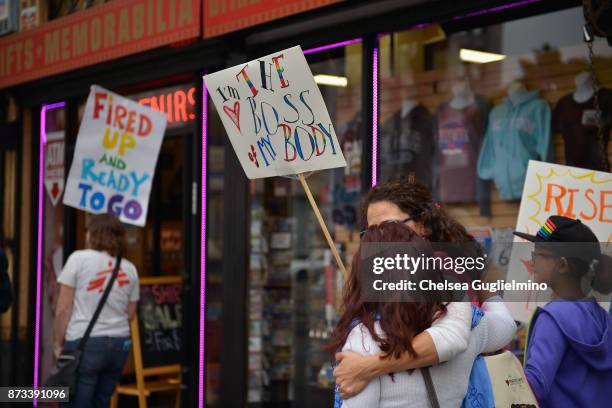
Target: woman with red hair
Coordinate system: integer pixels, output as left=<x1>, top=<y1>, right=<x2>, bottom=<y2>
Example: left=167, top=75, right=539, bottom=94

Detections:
left=328, top=222, right=515, bottom=407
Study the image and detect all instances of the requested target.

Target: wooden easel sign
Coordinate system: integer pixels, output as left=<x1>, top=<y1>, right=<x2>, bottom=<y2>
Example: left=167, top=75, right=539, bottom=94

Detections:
left=112, top=276, right=182, bottom=408
left=204, top=46, right=348, bottom=277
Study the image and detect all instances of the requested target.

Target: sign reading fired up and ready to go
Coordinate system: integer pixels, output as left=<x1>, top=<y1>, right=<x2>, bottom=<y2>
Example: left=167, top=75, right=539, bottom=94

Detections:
left=204, top=46, right=346, bottom=179
left=63, top=85, right=167, bottom=226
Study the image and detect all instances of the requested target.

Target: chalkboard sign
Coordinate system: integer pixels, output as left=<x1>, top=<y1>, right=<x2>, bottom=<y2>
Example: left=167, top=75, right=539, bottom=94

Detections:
left=137, top=277, right=183, bottom=368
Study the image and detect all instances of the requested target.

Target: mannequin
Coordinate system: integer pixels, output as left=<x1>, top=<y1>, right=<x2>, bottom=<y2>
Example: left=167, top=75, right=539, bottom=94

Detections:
left=449, top=79, right=476, bottom=110
left=552, top=72, right=611, bottom=171
left=436, top=79, right=491, bottom=215
left=401, top=99, right=418, bottom=118
left=508, top=81, right=528, bottom=105
left=573, top=72, right=595, bottom=103
left=380, top=86, right=434, bottom=187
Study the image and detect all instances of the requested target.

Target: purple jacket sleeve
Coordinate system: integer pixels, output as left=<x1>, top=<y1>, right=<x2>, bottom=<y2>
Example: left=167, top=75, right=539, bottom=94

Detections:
left=524, top=312, right=567, bottom=404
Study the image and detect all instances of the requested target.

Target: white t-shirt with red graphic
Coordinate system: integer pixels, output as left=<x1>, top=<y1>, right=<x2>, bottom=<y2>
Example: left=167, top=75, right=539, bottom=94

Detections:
left=58, top=249, right=140, bottom=341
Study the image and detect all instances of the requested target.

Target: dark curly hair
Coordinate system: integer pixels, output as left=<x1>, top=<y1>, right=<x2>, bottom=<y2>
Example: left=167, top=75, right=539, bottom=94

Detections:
left=361, top=176, right=477, bottom=245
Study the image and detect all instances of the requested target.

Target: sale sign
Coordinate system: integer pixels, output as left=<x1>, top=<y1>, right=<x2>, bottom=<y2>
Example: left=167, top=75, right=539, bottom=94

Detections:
left=63, top=85, right=167, bottom=226
left=507, top=160, right=611, bottom=321
left=44, top=131, right=65, bottom=206
left=204, top=46, right=346, bottom=179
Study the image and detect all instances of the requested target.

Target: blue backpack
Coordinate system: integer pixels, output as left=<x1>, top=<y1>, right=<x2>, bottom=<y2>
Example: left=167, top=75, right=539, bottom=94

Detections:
left=334, top=306, right=494, bottom=408
left=461, top=306, right=495, bottom=408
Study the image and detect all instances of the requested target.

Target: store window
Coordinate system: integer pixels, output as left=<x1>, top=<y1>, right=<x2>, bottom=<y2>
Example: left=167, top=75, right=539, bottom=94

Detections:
left=246, top=42, right=363, bottom=406
left=378, top=6, right=612, bottom=356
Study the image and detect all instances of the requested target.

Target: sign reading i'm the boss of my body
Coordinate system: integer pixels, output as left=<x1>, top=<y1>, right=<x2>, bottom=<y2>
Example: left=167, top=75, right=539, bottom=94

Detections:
left=63, top=85, right=167, bottom=226
left=204, top=46, right=346, bottom=179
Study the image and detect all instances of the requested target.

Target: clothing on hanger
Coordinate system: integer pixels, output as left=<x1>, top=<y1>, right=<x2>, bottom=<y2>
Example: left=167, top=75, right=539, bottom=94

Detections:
left=380, top=104, right=435, bottom=188
left=552, top=88, right=612, bottom=171
left=478, top=91, right=551, bottom=200
left=435, top=97, right=491, bottom=216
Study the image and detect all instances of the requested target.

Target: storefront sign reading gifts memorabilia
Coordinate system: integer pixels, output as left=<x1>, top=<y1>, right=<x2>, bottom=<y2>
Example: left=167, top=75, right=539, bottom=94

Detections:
left=204, top=46, right=346, bottom=179
left=0, top=0, right=200, bottom=88
left=507, top=160, right=611, bottom=322
left=63, top=85, right=167, bottom=226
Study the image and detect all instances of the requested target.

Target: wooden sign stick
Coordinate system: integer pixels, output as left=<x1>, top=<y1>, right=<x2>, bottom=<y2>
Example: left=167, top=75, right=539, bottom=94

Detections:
left=298, top=173, right=348, bottom=279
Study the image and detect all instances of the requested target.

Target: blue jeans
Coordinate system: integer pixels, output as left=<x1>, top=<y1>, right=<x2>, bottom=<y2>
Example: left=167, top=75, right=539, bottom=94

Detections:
left=62, top=336, right=131, bottom=408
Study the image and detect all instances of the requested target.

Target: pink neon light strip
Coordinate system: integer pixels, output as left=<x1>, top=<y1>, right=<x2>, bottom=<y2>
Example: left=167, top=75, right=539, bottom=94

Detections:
left=34, top=102, right=65, bottom=406
left=371, top=47, right=378, bottom=187
left=304, top=38, right=363, bottom=55
left=457, top=0, right=540, bottom=18
left=199, top=81, right=208, bottom=408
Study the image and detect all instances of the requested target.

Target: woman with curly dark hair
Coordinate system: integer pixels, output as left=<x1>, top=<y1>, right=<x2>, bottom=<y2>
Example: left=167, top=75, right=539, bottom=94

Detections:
left=333, top=176, right=487, bottom=399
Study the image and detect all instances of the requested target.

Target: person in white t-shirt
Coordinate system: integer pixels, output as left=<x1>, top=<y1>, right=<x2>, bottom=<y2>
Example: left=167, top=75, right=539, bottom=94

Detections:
left=54, top=214, right=139, bottom=408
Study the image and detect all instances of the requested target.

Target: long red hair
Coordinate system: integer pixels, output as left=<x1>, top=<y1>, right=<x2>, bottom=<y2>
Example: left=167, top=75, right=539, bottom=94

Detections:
left=326, top=222, right=447, bottom=359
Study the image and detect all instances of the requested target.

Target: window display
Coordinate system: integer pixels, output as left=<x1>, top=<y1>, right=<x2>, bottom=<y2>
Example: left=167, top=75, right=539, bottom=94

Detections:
left=380, top=6, right=612, bottom=230
left=246, top=42, right=363, bottom=406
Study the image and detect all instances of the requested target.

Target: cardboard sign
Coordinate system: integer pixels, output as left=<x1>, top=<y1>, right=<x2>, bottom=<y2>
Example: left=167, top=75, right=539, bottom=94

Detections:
left=204, top=46, right=346, bottom=179
left=44, top=130, right=64, bottom=206
left=507, top=160, right=611, bottom=321
left=63, top=85, right=167, bottom=226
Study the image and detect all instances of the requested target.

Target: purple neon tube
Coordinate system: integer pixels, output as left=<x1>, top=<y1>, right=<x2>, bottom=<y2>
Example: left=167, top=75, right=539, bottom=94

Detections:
left=372, top=47, right=379, bottom=187
left=304, top=38, right=363, bottom=55
left=199, top=81, right=208, bottom=408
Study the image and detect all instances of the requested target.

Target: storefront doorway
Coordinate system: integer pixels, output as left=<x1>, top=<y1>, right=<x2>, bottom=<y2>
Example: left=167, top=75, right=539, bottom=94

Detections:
left=36, top=82, right=201, bottom=406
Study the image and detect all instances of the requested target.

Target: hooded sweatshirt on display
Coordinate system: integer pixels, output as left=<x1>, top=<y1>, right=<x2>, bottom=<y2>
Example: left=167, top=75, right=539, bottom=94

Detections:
left=524, top=299, right=612, bottom=408
left=477, top=91, right=551, bottom=200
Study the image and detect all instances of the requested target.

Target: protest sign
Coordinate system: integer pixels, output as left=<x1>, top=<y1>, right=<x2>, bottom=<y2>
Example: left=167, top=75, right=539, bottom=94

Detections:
left=63, top=85, right=167, bottom=226
left=204, top=46, right=348, bottom=276
left=507, top=160, right=611, bottom=322
left=203, top=46, right=346, bottom=179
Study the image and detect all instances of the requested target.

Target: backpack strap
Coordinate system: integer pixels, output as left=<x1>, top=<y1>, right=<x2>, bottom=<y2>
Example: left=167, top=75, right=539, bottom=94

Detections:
left=77, top=256, right=122, bottom=351
left=422, top=367, right=441, bottom=408
left=471, top=304, right=485, bottom=330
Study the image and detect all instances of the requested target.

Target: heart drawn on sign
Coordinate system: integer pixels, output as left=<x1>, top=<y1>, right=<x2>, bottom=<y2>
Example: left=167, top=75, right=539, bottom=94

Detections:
left=223, top=102, right=241, bottom=132
left=248, top=145, right=259, bottom=168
